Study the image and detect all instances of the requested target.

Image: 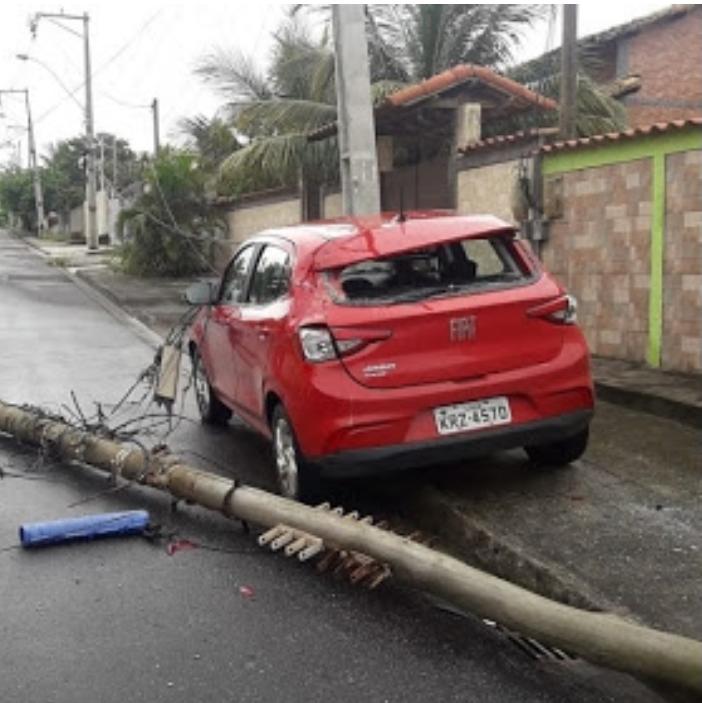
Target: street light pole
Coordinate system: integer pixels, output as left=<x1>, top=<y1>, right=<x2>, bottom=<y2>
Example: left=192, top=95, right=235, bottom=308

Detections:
left=0, top=88, right=44, bottom=235
left=30, top=10, right=98, bottom=249
left=24, top=91, right=45, bottom=235
left=151, top=98, right=160, bottom=155
left=82, top=12, right=98, bottom=249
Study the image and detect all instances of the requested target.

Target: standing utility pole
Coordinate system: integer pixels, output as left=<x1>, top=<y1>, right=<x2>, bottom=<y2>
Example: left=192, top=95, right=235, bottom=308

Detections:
left=0, top=88, right=44, bottom=235
left=331, top=5, right=380, bottom=216
left=112, top=137, right=118, bottom=193
left=151, top=98, right=160, bottom=155
left=559, top=5, right=578, bottom=140
left=30, top=10, right=98, bottom=249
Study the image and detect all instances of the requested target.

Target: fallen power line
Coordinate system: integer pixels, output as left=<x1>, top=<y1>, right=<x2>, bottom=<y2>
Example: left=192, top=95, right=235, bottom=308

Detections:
left=0, top=399, right=701, bottom=694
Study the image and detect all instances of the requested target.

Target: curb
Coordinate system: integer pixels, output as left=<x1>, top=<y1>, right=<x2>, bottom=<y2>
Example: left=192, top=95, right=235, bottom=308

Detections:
left=12, top=233, right=163, bottom=351
left=595, top=381, right=702, bottom=430
left=397, top=485, right=625, bottom=616
left=69, top=271, right=164, bottom=350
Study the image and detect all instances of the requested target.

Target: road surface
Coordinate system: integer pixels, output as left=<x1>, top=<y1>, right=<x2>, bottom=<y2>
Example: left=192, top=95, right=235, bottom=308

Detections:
left=0, top=231, right=662, bottom=702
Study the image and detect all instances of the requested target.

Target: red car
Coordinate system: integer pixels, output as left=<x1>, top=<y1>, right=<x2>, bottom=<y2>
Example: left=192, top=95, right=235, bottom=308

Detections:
left=187, top=212, right=594, bottom=501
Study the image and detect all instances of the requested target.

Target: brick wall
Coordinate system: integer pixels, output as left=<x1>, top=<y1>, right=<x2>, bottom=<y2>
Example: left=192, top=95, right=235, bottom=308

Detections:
left=623, top=8, right=702, bottom=126
left=542, top=160, right=652, bottom=362
left=663, top=149, right=702, bottom=372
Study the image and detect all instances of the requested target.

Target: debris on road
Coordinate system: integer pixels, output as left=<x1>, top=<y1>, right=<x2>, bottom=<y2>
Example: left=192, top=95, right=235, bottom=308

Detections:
left=165, top=537, right=199, bottom=557
left=239, top=585, right=255, bottom=599
left=19, top=510, right=150, bottom=548
left=1, top=398, right=702, bottom=695
left=258, top=505, right=429, bottom=590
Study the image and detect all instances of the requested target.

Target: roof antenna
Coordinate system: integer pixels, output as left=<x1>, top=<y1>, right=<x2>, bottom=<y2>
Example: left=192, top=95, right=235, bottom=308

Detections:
left=397, top=186, right=406, bottom=223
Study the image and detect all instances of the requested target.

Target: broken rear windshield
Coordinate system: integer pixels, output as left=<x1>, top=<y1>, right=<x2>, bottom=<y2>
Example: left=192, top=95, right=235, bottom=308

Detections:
left=324, top=236, right=533, bottom=305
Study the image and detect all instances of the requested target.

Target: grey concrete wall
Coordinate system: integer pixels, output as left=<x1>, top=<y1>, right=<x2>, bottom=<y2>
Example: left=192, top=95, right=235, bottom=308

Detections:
left=225, top=195, right=302, bottom=245
left=456, top=160, right=519, bottom=224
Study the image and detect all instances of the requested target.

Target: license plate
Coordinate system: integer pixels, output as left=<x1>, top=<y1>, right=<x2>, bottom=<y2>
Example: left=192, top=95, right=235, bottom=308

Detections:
left=434, top=397, right=511, bottom=436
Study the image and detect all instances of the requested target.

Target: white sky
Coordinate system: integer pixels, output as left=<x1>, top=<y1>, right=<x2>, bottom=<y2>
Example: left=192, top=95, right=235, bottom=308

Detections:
left=0, top=1, right=673, bottom=166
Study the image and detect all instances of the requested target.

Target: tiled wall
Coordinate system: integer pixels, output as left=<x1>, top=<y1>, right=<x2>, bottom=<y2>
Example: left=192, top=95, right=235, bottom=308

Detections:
left=663, top=150, right=702, bottom=372
left=543, top=149, right=702, bottom=373
left=543, top=159, right=652, bottom=363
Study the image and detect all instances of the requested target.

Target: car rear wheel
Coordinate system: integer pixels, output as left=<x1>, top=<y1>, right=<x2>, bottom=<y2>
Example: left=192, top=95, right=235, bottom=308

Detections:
left=192, top=348, right=232, bottom=425
left=525, top=426, right=589, bottom=467
left=271, top=404, right=319, bottom=503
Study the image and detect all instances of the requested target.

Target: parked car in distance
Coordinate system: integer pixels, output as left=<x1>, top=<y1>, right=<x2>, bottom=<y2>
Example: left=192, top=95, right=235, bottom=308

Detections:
left=186, top=212, right=594, bottom=501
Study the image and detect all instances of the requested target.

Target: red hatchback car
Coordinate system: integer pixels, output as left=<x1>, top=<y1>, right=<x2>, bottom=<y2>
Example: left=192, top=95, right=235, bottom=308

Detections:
left=187, top=212, right=594, bottom=501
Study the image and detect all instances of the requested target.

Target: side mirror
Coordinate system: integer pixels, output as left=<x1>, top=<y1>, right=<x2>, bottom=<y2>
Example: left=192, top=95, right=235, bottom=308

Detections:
left=184, top=281, right=217, bottom=306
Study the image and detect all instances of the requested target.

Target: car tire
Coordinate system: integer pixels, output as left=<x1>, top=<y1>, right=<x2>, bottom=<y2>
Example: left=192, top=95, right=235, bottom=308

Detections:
left=192, top=348, right=232, bottom=425
left=271, top=404, right=319, bottom=503
left=525, top=426, right=589, bottom=467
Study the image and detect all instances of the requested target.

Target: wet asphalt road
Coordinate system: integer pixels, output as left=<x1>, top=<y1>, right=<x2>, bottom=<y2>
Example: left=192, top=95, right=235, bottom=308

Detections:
left=0, top=231, right=661, bottom=703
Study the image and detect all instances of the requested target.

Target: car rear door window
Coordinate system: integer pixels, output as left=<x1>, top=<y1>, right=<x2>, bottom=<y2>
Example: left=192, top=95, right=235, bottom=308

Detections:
left=248, top=245, right=291, bottom=305
left=220, top=246, right=256, bottom=304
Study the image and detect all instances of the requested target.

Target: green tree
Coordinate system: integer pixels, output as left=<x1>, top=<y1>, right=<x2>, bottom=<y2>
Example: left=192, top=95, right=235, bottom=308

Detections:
left=364, top=4, right=547, bottom=81
left=41, top=137, right=86, bottom=216
left=94, top=132, right=142, bottom=193
left=42, top=133, right=142, bottom=216
left=178, top=114, right=241, bottom=175
left=0, top=167, right=35, bottom=231
left=118, top=148, right=224, bottom=277
left=503, top=47, right=627, bottom=137
left=195, top=16, right=339, bottom=191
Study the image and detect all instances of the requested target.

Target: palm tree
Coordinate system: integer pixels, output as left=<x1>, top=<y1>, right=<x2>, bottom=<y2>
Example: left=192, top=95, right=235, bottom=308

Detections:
left=502, top=41, right=627, bottom=137
left=364, top=4, right=547, bottom=82
left=178, top=114, right=241, bottom=173
left=194, top=6, right=546, bottom=192
left=195, top=16, right=339, bottom=191
left=194, top=5, right=625, bottom=193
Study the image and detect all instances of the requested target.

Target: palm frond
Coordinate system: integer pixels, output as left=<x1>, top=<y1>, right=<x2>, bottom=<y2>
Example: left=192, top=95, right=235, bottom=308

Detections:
left=367, top=4, right=547, bottom=80
left=219, top=132, right=338, bottom=190
left=230, top=99, right=337, bottom=137
left=195, top=48, right=271, bottom=101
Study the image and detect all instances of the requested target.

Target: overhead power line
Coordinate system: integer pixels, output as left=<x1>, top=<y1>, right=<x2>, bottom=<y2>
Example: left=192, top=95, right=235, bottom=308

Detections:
left=33, top=9, right=163, bottom=125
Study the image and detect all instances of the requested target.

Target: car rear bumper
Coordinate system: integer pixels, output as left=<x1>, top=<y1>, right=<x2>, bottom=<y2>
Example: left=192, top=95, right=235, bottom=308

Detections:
left=314, top=409, right=592, bottom=478
left=285, top=329, right=594, bottom=460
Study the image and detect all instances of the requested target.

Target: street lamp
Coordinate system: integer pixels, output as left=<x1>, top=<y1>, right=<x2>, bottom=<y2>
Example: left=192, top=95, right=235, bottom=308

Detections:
left=16, top=53, right=85, bottom=115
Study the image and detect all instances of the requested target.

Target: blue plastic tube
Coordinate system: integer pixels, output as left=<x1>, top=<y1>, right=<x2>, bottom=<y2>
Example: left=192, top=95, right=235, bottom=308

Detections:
left=19, top=510, right=150, bottom=548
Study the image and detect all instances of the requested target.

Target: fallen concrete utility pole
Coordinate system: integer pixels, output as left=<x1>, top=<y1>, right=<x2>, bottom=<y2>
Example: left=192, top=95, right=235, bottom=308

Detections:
left=1, top=400, right=701, bottom=694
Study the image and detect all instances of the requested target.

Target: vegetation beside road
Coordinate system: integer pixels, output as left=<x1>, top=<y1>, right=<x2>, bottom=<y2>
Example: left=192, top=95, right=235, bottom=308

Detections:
left=117, top=149, right=225, bottom=277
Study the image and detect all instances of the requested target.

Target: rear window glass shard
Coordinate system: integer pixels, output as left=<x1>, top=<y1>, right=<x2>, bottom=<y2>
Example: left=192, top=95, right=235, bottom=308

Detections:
left=324, top=235, right=532, bottom=305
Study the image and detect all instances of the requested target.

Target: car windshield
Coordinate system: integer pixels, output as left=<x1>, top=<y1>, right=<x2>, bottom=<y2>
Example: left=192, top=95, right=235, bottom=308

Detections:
left=324, top=235, right=533, bottom=305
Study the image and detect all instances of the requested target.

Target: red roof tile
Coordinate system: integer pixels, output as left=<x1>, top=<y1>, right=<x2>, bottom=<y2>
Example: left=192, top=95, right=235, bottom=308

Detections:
left=458, top=128, right=558, bottom=155
left=386, top=64, right=558, bottom=112
left=541, top=118, right=702, bottom=154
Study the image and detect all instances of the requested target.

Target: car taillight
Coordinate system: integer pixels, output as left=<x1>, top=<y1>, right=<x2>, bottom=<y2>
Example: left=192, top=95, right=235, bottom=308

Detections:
left=298, top=326, right=390, bottom=363
left=527, top=294, right=578, bottom=325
